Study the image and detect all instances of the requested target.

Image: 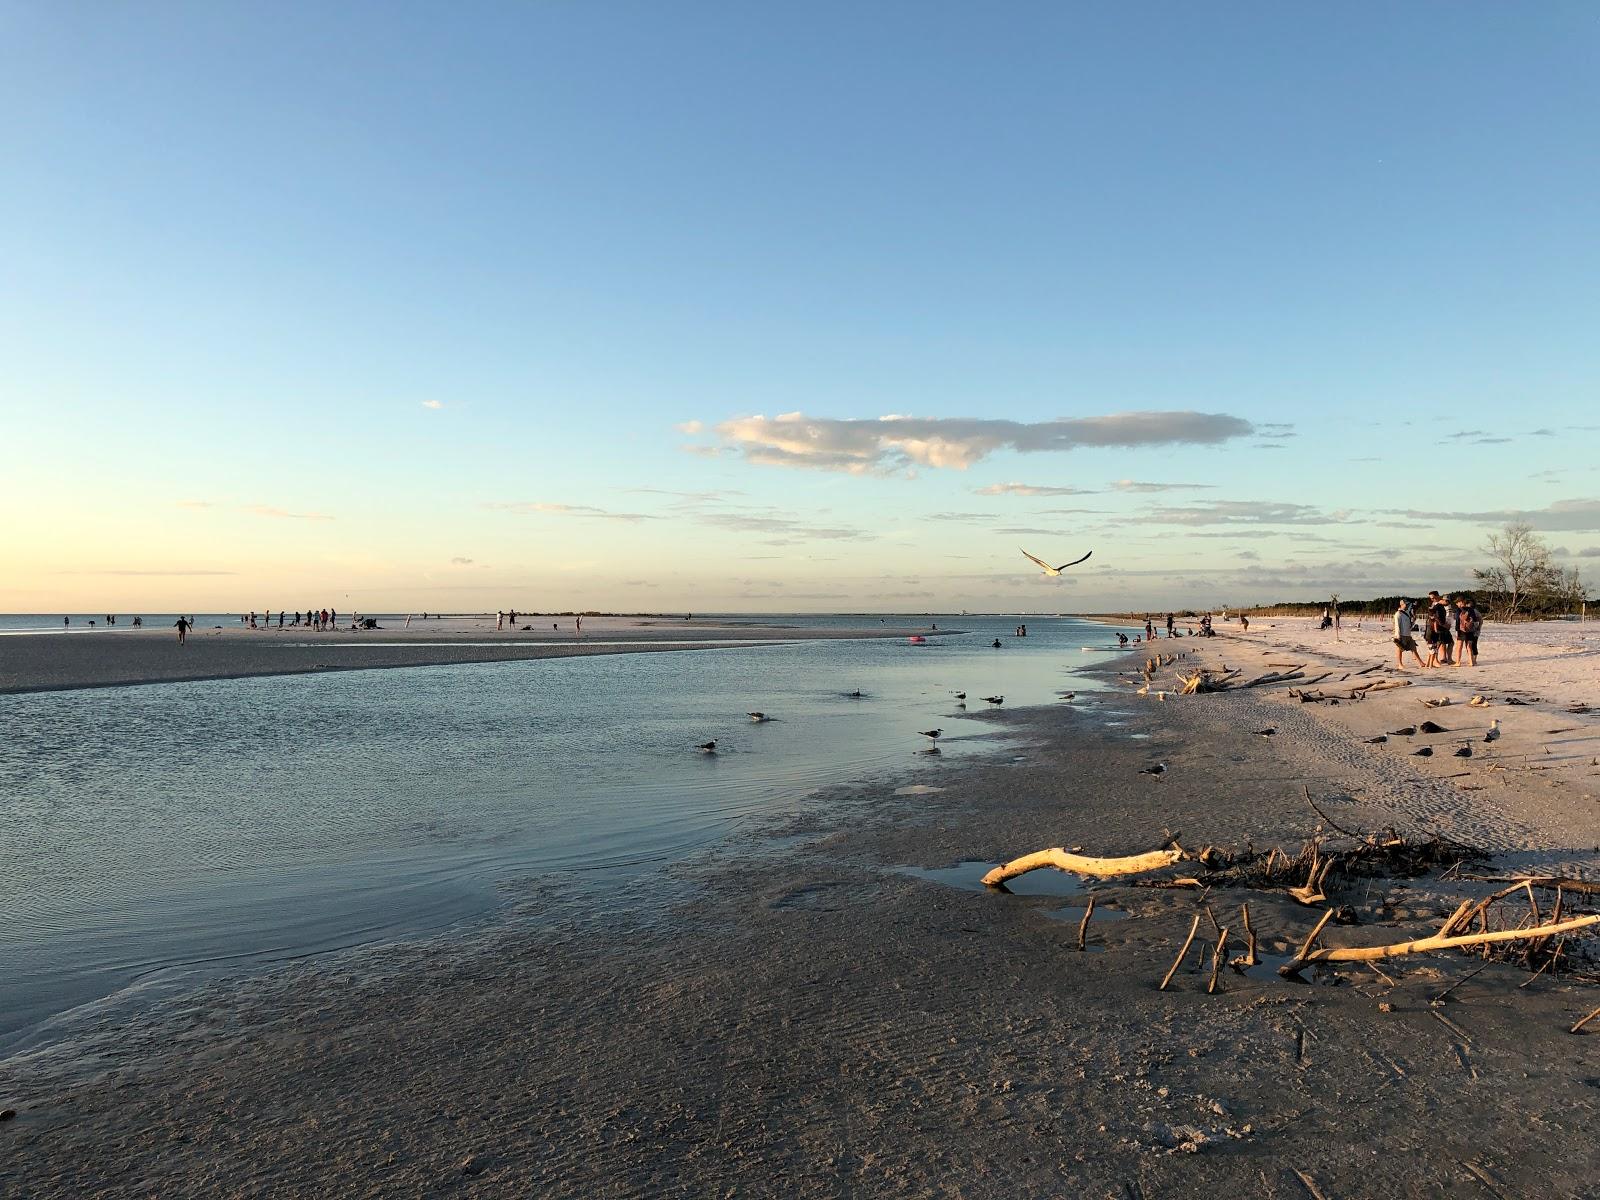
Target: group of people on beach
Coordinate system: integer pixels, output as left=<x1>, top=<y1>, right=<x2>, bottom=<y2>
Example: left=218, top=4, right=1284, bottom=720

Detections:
left=240, top=609, right=340, bottom=631
left=1392, top=591, right=1482, bottom=670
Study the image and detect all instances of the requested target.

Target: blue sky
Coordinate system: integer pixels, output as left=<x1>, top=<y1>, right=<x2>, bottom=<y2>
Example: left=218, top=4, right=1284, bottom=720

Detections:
left=3, top=2, right=1596, bottom=612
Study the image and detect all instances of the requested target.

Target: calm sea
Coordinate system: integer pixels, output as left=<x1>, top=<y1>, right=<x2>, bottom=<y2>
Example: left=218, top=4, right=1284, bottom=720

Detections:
left=0, top=615, right=1136, bottom=1054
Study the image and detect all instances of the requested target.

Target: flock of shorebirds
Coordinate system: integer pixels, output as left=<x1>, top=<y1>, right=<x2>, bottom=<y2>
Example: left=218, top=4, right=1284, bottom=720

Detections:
left=691, top=683, right=1029, bottom=756
left=691, top=556, right=1102, bottom=758
left=1362, top=715, right=1502, bottom=758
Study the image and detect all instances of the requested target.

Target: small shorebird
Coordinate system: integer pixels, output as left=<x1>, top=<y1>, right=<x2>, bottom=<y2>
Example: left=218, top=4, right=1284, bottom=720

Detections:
left=1412, top=746, right=1433, bottom=757
left=1138, top=763, right=1167, bottom=778
left=1365, top=735, right=1388, bottom=744
left=1418, top=720, right=1449, bottom=734
left=1020, top=547, right=1093, bottom=576
left=1454, top=743, right=1473, bottom=758
left=1390, top=725, right=1417, bottom=737
left=1484, top=720, right=1501, bottom=743
left=1253, top=727, right=1277, bottom=737
left=748, top=712, right=771, bottom=723
left=919, top=728, right=942, bottom=742
left=981, top=695, right=1004, bottom=705
left=846, top=690, right=865, bottom=698
left=953, top=691, right=966, bottom=700
left=695, top=740, right=717, bottom=754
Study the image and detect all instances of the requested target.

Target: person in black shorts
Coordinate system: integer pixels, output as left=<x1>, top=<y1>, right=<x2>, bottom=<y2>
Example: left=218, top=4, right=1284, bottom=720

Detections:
left=1454, top=595, right=1482, bottom=666
left=174, top=616, right=189, bottom=645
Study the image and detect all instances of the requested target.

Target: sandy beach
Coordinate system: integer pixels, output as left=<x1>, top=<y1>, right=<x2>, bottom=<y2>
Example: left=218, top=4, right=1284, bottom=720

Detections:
left=0, top=616, right=943, bottom=695
left=3, top=620, right=1598, bottom=1197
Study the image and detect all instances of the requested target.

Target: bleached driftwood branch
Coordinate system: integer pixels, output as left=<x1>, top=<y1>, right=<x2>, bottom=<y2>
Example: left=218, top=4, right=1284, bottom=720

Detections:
left=1279, top=913, right=1600, bottom=976
left=982, top=842, right=1183, bottom=887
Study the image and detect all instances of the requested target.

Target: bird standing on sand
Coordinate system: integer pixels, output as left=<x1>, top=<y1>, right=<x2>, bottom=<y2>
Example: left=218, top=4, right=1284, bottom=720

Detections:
left=1020, top=548, right=1093, bottom=576
left=1418, top=720, right=1449, bottom=734
left=1412, top=746, right=1433, bottom=757
left=1454, top=743, right=1473, bottom=758
left=695, top=741, right=717, bottom=754
left=1391, top=726, right=1417, bottom=737
left=1139, top=763, right=1167, bottom=778
left=1484, top=720, right=1501, bottom=743
left=1365, top=735, right=1388, bottom=744
left=1253, top=727, right=1277, bottom=737
left=919, top=728, right=942, bottom=742
left=982, top=695, right=1004, bottom=705
left=953, top=691, right=966, bottom=700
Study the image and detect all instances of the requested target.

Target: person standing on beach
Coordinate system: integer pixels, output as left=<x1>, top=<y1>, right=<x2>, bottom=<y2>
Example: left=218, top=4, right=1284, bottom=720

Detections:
left=1424, top=591, right=1453, bottom=667
left=1455, top=595, right=1482, bottom=666
left=174, top=616, right=189, bottom=645
left=1392, top=598, right=1425, bottom=669
left=497, top=610, right=504, bottom=631
left=1165, top=613, right=1175, bottom=638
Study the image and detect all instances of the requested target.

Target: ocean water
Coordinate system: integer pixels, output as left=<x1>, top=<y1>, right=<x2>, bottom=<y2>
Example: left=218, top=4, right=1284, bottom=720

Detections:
left=0, top=616, right=1136, bottom=1053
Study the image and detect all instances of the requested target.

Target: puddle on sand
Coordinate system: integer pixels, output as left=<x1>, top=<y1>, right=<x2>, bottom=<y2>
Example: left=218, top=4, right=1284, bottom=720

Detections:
left=1045, top=903, right=1130, bottom=925
left=896, top=859, right=1085, bottom=897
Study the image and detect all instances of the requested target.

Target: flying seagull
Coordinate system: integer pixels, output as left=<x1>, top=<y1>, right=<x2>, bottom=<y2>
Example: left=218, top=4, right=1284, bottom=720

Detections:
left=1020, top=547, right=1093, bottom=576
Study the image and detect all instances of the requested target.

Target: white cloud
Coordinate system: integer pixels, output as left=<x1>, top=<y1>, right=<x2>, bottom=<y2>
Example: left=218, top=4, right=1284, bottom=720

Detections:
left=675, top=420, right=704, bottom=434
left=485, top=502, right=657, bottom=522
left=1111, top=480, right=1216, bottom=493
left=1148, top=501, right=1347, bottom=526
left=247, top=505, right=334, bottom=521
left=421, top=400, right=444, bottom=410
left=973, top=482, right=1098, bottom=497
left=704, top=410, right=1255, bottom=473
left=1382, top=498, right=1600, bottom=532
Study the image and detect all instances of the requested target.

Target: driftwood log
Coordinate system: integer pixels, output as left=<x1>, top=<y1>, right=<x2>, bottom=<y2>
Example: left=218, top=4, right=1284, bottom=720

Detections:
left=1279, top=913, right=1600, bottom=976
left=982, top=842, right=1183, bottom=887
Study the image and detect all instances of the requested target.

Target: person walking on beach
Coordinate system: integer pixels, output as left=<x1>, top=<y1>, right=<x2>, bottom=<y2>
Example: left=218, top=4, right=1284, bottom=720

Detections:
left=174, top=616, right=190, bottom=645
left=1165, top=613, right=1175, bottom=638
left=1239, top=614, right=1249, bottom=633
left=1392, top=598, right=1425, bottom=670
left=1455, top=595, right=1482, bottom=666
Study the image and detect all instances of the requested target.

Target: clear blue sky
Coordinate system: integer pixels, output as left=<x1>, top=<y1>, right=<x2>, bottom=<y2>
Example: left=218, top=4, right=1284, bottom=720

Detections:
left=3, top=2, right=1596, bottom=612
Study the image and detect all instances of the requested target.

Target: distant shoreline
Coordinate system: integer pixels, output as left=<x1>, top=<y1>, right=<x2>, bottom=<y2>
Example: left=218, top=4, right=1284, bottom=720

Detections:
left=0, top=616, right=959, bottom=695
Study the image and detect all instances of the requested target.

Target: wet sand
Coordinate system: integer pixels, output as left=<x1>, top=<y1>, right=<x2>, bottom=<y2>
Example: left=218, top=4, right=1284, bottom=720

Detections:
left=2, top=645, right=1599, bottom=1196
left=0, top=617, right=942, bottom=694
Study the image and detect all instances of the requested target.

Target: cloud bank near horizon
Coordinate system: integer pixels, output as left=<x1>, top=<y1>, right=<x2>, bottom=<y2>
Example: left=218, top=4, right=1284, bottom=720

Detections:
left=696, top=411, right=1255, bottom=473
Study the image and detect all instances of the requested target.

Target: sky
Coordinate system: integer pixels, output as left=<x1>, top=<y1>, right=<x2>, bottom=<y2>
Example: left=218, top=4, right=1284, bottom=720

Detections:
left=3, top=2, right=1597, bottom=614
